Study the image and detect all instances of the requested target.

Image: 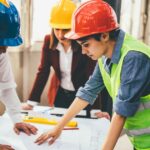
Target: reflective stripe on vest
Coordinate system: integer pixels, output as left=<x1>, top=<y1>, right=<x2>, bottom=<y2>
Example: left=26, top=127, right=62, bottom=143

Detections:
left=138, top=101, right=150, bottom=111
left=125, top=127, right=150, bottom=137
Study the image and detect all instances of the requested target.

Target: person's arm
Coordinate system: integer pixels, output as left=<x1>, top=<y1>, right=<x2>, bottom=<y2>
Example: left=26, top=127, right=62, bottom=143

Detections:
left=101, top=112, right=126, bottom=150
left=22, top=35, right=51, bottom=110
left=76, top=63, right=105, bottom=105
left=102, top=51, right=150, bottom=149
left=0, top=144, right=14, bottom=150
left=35, top=97, right=89, bottom=145
left=114, top=51, right=150, bottom=117
left=1, top=88, right=22, bottom=123
left=35, top=63, right=105, bottom=145
left=1, top=88, right=38, bottom=135
left=21, top=100, right=37, bottom=110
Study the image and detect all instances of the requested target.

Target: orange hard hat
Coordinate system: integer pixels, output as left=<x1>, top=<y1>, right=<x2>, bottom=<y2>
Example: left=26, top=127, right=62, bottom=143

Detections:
left=65, top=0, right=119, bottom=40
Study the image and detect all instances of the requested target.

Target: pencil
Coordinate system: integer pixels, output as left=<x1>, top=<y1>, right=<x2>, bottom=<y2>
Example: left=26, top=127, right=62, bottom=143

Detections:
left=63, top=127, right=79, bottom=130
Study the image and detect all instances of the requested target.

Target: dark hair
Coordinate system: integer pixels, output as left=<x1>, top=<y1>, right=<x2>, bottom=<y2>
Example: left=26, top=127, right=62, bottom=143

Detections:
left=49, top=29, right=58, bottom=49
left=77, top=33, right=101, bottom=42
left=77, top=28, right=120, bottom=42
left=49, top=29, right=81, bottom=51
left=109, top=28, right=120, bottom=40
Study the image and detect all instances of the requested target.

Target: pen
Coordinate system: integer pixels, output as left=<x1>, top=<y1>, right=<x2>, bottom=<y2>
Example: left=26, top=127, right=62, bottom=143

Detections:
left=51, top=113, right=63, bottom=117
left=51, top=113, right=97, bottom=119
left=63, top=127, right=79, bottom=130
left=21, top=112, right=28, bottom=115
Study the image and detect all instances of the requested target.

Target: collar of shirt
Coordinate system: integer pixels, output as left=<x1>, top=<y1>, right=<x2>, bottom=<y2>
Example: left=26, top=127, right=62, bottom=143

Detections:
left=56, top=42, right=72, bottom=53
left=111, top=29, right=125, bottom=64
left=56, top=42, right=75, bottom=91
left=102, top=29, right=125, bottom=74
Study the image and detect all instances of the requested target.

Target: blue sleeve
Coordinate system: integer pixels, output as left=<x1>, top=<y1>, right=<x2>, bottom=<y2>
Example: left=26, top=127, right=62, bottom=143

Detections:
left=114, top=51, right=150, bottom=117
left=76, top=63, right=105, bottom=105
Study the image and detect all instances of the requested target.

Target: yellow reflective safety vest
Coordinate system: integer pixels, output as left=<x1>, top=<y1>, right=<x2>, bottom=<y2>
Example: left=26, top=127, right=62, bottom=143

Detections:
left=98, top=33, right=150, bottom=150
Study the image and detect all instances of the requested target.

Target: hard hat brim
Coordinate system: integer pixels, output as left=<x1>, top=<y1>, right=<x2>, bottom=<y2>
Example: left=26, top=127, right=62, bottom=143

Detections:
left=0, top=35, right=23, bottom=46
left=50, top=23, right=71, bottom=29
left=65, top=30, right=86, bottom=40
left=65, top=26, right=120, bottom=40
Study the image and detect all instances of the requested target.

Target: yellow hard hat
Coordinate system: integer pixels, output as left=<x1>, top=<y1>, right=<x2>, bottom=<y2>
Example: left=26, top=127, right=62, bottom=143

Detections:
left=50, top=0, right=77, bottom=29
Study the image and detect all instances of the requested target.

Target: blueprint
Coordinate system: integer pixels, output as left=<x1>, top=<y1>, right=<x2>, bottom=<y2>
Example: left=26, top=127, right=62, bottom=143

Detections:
left=0, top=107, right=110, bottom=150
left=20, top=117, right=110, bottom=150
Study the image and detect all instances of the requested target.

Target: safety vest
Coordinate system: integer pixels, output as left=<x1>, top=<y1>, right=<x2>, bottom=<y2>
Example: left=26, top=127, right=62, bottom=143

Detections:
left=98, top=33, right=150, bottom=150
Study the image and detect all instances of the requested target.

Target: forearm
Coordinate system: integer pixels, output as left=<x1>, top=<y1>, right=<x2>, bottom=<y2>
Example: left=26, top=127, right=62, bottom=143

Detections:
left=55, top=97, right=89, bottom=130
left=1, top=88, right=22, bottom=123
left=102, top=112, right=126, bottom=150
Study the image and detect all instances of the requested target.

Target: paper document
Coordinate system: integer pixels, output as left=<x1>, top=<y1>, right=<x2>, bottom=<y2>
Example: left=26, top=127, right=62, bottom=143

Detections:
left=19, top=117, right=110, bottom=150
left=1, top=107, right=110, bottom=150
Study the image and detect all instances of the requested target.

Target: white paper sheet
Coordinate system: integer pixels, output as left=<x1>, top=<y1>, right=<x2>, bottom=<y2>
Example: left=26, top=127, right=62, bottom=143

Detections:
left=1, top=107, right=110, bottom=150
left=0, top=115, right=27, bottom=150
left=19, top=118, right=110, bottom=150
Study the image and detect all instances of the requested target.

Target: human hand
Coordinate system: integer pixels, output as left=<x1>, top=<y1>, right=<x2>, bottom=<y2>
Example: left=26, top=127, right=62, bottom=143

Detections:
left=35, top=127, right=62, bottom=145
left=0, top=101, right=6, bottom=116
left=94, top=111, right=110, bottom=120
left=14, top=122, right=38, bottom=135
left=21, top=103, right=33, bottom=110
left=0, top=144, right=14, bottom=150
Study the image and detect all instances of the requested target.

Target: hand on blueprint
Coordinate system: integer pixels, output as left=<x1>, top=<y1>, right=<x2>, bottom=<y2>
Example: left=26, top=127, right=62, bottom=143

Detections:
left=95, top=112, right=110, bottom=120
left=14, top=122, right=38, bottom=135
left=21, top=103, right=33, bottom=110
left=35, top=127, right=62, bottom=145
left=0, top=144, right=14, bottom=150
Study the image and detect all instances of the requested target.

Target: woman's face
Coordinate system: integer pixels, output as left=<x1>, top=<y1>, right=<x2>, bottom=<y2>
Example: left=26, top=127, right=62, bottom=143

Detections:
left=54, top=29, right=70, bottom=44
left=77, top=33, right=111, bottom=60
left=0, top=46, right=7, bottom=54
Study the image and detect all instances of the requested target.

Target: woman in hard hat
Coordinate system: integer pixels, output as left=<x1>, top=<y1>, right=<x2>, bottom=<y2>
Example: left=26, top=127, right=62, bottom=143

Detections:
left=35, top=0, right=150, bottom=149
left=22, top=0, right=111, bottom=119
left=0, top=1, right=37, bottom=149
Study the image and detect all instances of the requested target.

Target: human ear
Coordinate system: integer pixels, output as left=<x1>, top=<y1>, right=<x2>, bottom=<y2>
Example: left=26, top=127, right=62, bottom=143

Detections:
left=101, top=32, right=109, bottom=42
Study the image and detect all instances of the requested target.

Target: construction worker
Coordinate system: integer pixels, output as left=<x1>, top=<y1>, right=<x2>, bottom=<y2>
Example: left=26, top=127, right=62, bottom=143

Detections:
left=22, top=0, right=110, bottom=119
left=0, top=1, right=37, bottom=149
left=34, top=0, right=150, bottom=149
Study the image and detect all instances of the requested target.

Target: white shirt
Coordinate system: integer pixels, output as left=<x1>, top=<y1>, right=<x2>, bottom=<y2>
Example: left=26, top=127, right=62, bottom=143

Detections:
left=28, top=43, right=76, bottom=106
left=57, top=43, right=75, bottom=91
left=0, top=53, right=22, bottom=123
